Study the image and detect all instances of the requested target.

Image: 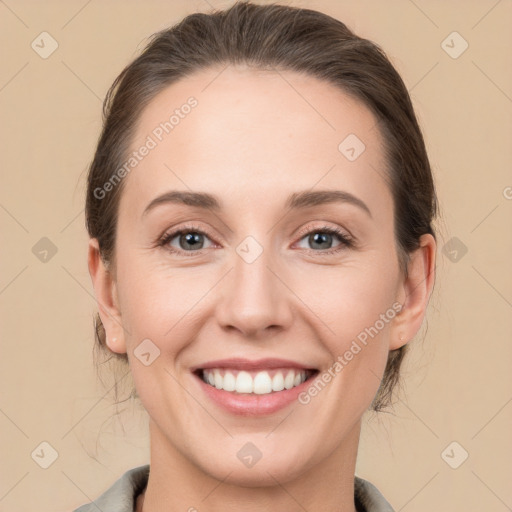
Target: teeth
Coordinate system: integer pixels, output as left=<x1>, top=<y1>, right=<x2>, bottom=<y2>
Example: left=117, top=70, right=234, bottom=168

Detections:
left=223, top=371, right=236, bottom=391
left=284, top=371, right=295, bottom=389
left=202, top=368, right=309, bottom=394
left=235, top=371, right=253, bottom=393
left=272, top=372, right=285, bottom=392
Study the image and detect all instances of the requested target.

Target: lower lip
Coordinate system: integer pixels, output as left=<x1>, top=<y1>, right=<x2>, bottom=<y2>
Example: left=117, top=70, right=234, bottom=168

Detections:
left=193, top=371, right=317, bottom=416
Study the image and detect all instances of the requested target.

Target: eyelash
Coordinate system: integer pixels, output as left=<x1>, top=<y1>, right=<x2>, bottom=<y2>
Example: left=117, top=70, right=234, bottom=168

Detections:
left=157, top=223, right=355, bottom=257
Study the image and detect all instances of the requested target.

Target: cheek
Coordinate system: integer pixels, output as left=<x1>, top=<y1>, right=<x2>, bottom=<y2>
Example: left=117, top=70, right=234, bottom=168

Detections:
left=297, top=259, right=399, bottom=339
left=299, top=259, right=398, bottom=395
left=115, top=254, right=218, bottom=353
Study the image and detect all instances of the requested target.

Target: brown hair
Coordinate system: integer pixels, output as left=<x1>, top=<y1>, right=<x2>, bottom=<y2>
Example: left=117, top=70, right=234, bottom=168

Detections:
left=85, top=0, right=438, bottom=412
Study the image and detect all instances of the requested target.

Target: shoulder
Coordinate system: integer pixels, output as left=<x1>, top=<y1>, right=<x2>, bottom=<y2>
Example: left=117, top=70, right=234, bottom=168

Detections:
left=72, top=464, right=149, bottom=512
left=71, top=466, right=393, bottom=512
left=354, top=476, right=395, bottom=512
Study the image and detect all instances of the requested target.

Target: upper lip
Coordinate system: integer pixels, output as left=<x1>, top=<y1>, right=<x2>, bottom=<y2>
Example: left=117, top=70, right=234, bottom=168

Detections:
left=191, top=357, right=318, bottom=372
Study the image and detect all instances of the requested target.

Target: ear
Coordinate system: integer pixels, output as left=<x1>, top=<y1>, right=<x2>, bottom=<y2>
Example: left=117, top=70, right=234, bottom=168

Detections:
left=87, top=238, right=127, bottom=354
left=390, top=233, right=436, bottom=350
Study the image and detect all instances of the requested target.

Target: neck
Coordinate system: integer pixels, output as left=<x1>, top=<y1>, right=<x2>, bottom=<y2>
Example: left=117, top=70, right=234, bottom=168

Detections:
left=138, top=419, right=361, bottom=512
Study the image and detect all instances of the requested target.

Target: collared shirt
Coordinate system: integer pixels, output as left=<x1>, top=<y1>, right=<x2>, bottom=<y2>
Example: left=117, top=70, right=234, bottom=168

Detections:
left=73, top=464, right=395, bottom=512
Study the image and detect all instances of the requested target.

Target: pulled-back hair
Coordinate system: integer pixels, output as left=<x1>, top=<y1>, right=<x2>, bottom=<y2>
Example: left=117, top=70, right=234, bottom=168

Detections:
left=85, top=0, right=438, bottom=412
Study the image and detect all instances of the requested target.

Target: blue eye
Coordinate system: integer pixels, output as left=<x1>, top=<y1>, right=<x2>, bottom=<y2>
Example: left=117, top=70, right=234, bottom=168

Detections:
left=158, top=224, right=354, bottom=257
left=159, top=225, right=214, bottom=256
left=295, top=226, right=354, bottom=255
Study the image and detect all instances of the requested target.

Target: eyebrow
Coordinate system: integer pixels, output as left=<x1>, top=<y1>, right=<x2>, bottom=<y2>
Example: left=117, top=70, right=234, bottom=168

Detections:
left=142, top=189, right=372, bottom=218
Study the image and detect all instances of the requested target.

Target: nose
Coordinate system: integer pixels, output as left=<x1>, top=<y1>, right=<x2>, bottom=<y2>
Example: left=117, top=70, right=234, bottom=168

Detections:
left=215, top=241, right=294, bottom=339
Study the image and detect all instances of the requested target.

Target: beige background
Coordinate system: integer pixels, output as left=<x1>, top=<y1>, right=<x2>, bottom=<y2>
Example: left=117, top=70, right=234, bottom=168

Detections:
left=1, top=0, right=511, bottom=510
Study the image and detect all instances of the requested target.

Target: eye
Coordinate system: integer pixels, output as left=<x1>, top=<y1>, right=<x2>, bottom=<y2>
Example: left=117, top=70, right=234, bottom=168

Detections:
left=158, top=223, right=215, bottom=256
left=157, top=223, right=355, bottom=257
left=295, top=225, right=354, bottom=255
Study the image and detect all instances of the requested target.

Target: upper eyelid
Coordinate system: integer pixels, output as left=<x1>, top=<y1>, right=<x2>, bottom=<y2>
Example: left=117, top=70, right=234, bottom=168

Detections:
left=160, top=222, right=353, bottom=248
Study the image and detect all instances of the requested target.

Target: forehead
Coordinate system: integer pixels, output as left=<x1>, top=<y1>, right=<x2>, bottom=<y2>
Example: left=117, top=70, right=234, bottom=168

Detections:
left=118, top=64, right=391, bottom=220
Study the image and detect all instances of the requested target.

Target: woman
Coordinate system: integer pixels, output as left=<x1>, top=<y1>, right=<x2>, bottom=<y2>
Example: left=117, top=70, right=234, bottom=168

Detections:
left=76, top=1, right=437, bottom=510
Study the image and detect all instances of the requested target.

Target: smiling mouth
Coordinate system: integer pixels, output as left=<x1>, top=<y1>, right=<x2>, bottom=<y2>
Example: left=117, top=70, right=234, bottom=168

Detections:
left=194, top=368, right=319, bottom=395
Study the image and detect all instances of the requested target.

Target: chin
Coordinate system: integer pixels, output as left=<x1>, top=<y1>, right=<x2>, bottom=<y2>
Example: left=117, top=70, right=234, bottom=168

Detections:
left=192, top=440, right=313, bottom=488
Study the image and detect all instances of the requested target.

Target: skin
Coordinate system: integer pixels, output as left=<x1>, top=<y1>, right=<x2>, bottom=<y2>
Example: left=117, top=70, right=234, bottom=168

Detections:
left=88, top=64, right=436, bottom=512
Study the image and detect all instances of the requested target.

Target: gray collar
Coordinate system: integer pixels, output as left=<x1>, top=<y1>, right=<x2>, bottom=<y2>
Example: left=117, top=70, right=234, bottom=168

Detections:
left=73, top=464, right=395, bottom=512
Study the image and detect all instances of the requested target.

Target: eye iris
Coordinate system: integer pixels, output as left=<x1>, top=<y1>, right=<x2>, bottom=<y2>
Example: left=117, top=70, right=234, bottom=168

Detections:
left=310, top=232, right=332, bottom=250
left=180, top=232, right=203, bottom=250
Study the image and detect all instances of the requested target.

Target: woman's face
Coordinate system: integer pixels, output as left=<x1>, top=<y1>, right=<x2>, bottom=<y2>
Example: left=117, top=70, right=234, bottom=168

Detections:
left=92, top=65, right=427, bottom=485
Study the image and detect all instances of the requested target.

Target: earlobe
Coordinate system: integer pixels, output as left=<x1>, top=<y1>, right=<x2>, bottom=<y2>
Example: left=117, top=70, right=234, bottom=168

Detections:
left=390, top=233, right=436, bottom=351
left=87, top=238, right=127, bottom=354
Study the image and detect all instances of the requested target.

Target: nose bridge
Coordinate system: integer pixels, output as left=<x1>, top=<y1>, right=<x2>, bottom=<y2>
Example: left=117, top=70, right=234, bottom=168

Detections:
left=216, top=233, right=292, bottom=337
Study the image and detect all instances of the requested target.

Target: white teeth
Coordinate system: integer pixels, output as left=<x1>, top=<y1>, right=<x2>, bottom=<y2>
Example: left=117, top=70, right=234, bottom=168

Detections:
left=214, top=369, right=223, bottom=389
left=284, top=370, right=295, bottom=390
left=253, top=371, right=272, bottom=394
left=272, top=372, right=285, bottom=391
left=235, top=371, right=253, bottom=393
left=222, top=371, right=236, bottom=391
left=202, top=368, right=309, bottom=394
